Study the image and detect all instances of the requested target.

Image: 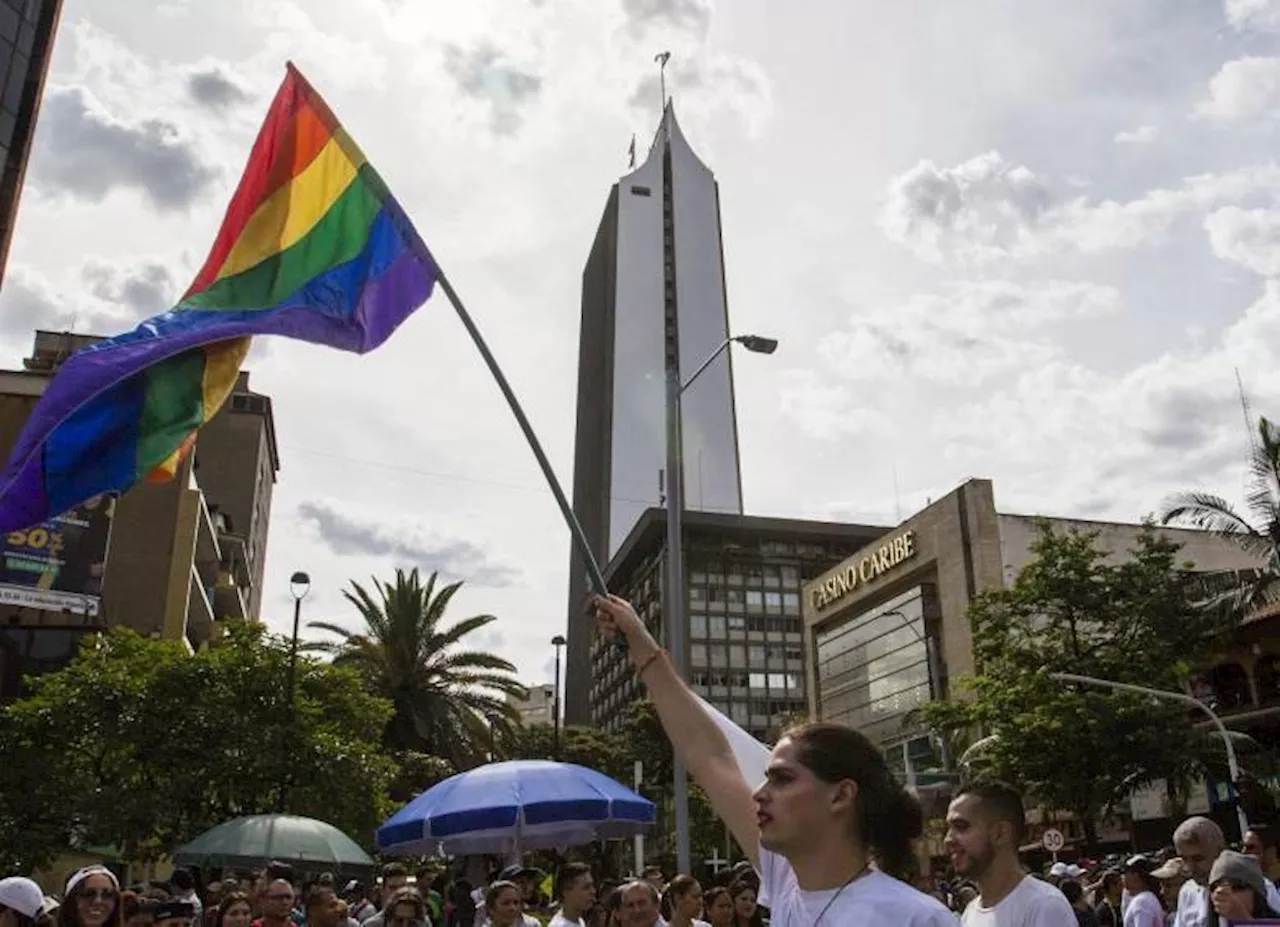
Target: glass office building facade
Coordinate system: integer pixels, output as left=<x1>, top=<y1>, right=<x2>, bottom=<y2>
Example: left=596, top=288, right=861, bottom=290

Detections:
left=814, top=585, right=937, bottom=744
left=0, top=0, right=61, bottom=282
left=588, top=509, right=883, bottom=741
left=566, top=106, right=747, bottom=722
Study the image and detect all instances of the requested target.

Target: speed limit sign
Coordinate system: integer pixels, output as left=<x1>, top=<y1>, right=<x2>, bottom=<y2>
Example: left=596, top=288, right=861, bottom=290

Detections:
left=1042, top=828, right=1065, bottom=853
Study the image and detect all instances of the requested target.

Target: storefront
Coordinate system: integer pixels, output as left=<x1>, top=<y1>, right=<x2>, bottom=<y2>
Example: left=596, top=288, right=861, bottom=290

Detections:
left=802, top=477, right=1264, bottom=771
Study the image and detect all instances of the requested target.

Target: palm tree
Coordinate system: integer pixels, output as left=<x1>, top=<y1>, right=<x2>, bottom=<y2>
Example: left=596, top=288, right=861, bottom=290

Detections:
left=307, top=567, right=526, bottom=769
left=1158, top=415, right=1280, bottom=618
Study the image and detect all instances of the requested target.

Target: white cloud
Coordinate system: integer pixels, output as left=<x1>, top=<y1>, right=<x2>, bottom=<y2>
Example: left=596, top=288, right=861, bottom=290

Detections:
left=1115, top=124, right=1158, bottom=144
left=1205, top=206, right=1280, bottom=276
left=1197, top=56, right=1280, bottom=121
left=879, top=151, right=1053, bottom=263
left=1226, top=0, right=1280, bottom=32
left=881, top=151, right=1280, bottom=264
left=815, top=280, right=1119, bottom=386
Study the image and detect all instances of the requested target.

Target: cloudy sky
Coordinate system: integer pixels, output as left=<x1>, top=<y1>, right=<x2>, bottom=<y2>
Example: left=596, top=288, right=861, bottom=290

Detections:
left=4, top=0, right=1280, bottom=687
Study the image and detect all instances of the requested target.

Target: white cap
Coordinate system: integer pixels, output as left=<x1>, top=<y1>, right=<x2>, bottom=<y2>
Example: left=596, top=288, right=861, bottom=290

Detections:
left=0, top=877, right=47, bottom=919
left=1049, top=862, right=1070, bottom=877
left=1066, top=865, right=1085, bottom=878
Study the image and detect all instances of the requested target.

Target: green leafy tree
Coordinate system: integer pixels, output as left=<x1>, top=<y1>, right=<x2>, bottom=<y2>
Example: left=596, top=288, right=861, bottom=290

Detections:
left=307, top=568, right=525, bottom=769
left=0, top=624, right=395, bottom=874
left=506, top=722, right=629, bottom=781
left=914, top=522, right=1236, bottom=849
left=1159, top=414, right=1280, bottom=616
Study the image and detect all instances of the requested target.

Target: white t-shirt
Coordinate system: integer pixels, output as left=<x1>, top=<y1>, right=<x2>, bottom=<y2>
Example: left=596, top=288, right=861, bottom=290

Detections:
left=960, top=875, right=1078, bottom=926
left=548, top=913, right=584, bottom=927
left=1123, top=890, right=1163, bottom=927
left=1172, top=880, right=1208, bottom=927
left=758, top=847, right=955, bottom=926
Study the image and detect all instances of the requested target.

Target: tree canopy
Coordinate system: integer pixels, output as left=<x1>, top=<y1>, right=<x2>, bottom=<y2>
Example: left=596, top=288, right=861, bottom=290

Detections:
left=0, top=623, right=395, bottom=874
left=307, top=568, right=525, bottom=769
left=914, top=521, right=1238, bottom=847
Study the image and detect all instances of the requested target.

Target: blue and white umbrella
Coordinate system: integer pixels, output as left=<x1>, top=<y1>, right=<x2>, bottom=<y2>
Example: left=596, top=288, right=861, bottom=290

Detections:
left=377, top=760, right=656, bottom=857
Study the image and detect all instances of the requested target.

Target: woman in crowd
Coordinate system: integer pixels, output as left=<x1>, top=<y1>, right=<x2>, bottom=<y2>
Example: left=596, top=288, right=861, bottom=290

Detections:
left=215, top=894, right=251, bottom=927
left=380, top=889, right=427, bottom=927
left=1208, top=850, right=1280, bottom=925
left=60, top=868, right=122, bottom=927
left=728, top=883, right=762, bottom=927
left=701, top=888, right=734, bottom=927
left=660, top=876, right=707, bottom=927
left=1120, top=858, right=1164, bottom=927
left=481, top=884, right=522, bottom=927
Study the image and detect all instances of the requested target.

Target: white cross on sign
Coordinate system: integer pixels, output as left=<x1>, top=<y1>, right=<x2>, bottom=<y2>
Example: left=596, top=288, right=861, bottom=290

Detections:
left=705, top=856, right=730, bottom=873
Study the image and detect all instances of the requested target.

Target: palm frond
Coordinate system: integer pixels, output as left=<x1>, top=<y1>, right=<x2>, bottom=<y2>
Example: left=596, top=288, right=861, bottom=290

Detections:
left=1158, top=492, right=1258, bottom=537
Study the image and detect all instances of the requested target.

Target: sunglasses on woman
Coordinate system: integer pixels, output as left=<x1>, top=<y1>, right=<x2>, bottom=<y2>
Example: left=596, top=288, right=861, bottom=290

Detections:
left=79, top=890, right=118, bottom=903
left=1210, top=880, right=1253, bottom=893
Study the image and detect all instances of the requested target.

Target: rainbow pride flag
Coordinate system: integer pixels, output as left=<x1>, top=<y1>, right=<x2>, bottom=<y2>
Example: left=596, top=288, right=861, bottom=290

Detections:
left=0, top=64, right=437, bottom=533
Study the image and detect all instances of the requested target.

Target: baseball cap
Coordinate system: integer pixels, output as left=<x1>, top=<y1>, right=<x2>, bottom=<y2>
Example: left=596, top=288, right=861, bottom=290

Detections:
left=1049, top=862, right=1069, bottom=877
left=1124, top=856, right=1156, bottom=876
left=1152, top=858, right=1187, bottom=880
left=1210, top=850, right=1267, bottom=899
left=0, top=877, right=47, bottom=919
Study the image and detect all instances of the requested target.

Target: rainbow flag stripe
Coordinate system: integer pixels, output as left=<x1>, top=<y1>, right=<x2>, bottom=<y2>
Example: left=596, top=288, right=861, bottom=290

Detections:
left=0, top=64, right=437, bottom=533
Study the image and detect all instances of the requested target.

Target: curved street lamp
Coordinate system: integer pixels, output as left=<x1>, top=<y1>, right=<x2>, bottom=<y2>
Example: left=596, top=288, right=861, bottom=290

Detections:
left=666, top=331, right=777, bottom=872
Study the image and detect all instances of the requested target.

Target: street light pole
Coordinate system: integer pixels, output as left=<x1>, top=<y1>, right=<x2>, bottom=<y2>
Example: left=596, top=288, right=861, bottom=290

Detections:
left=552, top=634, right=566, bottom=760
left=1049, top=671, right=1249, bottom=838
left=277, top=570, right=311, bottom=813
left=666, top=333, right=777, bottom=875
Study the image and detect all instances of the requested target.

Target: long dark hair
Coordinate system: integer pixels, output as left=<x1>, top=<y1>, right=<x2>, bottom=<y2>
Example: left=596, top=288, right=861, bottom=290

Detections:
left=785, top=722, right=924, bottom=881
left=728, top=881, right=763, bottom=927
left=60, top=872, right=123, bottom=927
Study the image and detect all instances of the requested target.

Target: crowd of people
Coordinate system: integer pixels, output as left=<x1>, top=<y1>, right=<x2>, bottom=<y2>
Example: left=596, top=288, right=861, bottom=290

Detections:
left=3, top=591, right=1278, bottom=927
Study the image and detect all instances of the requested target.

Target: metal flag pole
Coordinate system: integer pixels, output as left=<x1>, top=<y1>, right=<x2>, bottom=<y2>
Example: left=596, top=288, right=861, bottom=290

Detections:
left=655, top=51, right=671, bottom=109
left=429, top=259, right=608, bottom=598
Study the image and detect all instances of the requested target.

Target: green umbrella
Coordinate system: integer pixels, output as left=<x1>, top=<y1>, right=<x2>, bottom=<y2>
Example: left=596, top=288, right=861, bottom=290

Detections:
left=174, top=815, right=374, bottom=873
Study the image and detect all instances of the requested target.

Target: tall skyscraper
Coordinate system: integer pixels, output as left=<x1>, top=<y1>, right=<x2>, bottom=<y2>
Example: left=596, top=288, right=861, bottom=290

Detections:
left=0, top=0, right=62, bottom=283
left=565, top=105, right=743, bottom=723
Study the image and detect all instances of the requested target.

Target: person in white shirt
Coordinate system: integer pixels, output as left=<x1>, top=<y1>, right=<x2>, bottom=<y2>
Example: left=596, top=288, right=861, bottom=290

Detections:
left=594, top=595, right=953, bottom=927
left=1171, top=816, right=1224, bottom=927
left=943, top=781, right=1076, bottom=926
left=549, top=864, right=596, bottom=927
left=1241, top=824, right=1280, bottom=913
left=1121, top=857, right=1165, bottom=927
left=483, top=883, right=528, bottom=927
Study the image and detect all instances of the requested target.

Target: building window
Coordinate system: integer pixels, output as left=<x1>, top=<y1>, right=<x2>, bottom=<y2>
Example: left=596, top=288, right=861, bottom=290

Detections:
left=746, top=590, right=763, bottom=613
left=690, top=614, right=707, bottom=638
left=691, top=643, right=707, bottom=666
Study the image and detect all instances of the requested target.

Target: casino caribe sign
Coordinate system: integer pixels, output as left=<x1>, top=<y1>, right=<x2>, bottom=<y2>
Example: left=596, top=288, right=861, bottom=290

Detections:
left=810, top=530, right=917, bottom=612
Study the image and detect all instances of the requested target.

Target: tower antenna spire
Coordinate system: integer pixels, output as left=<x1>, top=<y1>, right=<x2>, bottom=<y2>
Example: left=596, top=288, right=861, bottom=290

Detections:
left=655, top=51, right=671, bottom=116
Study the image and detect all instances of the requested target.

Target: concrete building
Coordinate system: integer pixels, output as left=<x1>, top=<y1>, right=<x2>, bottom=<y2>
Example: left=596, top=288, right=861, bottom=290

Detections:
left=586, top=508, right=885, bottom=741
left=0, top=0, right=62, bottom=283
left=511, top=683, right=556, bottom=727
left=566, top=105, right=745, bottom=723
left=0, top=331, right=278, bottom=697
left=802, top=478, right=1265, bottom=794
